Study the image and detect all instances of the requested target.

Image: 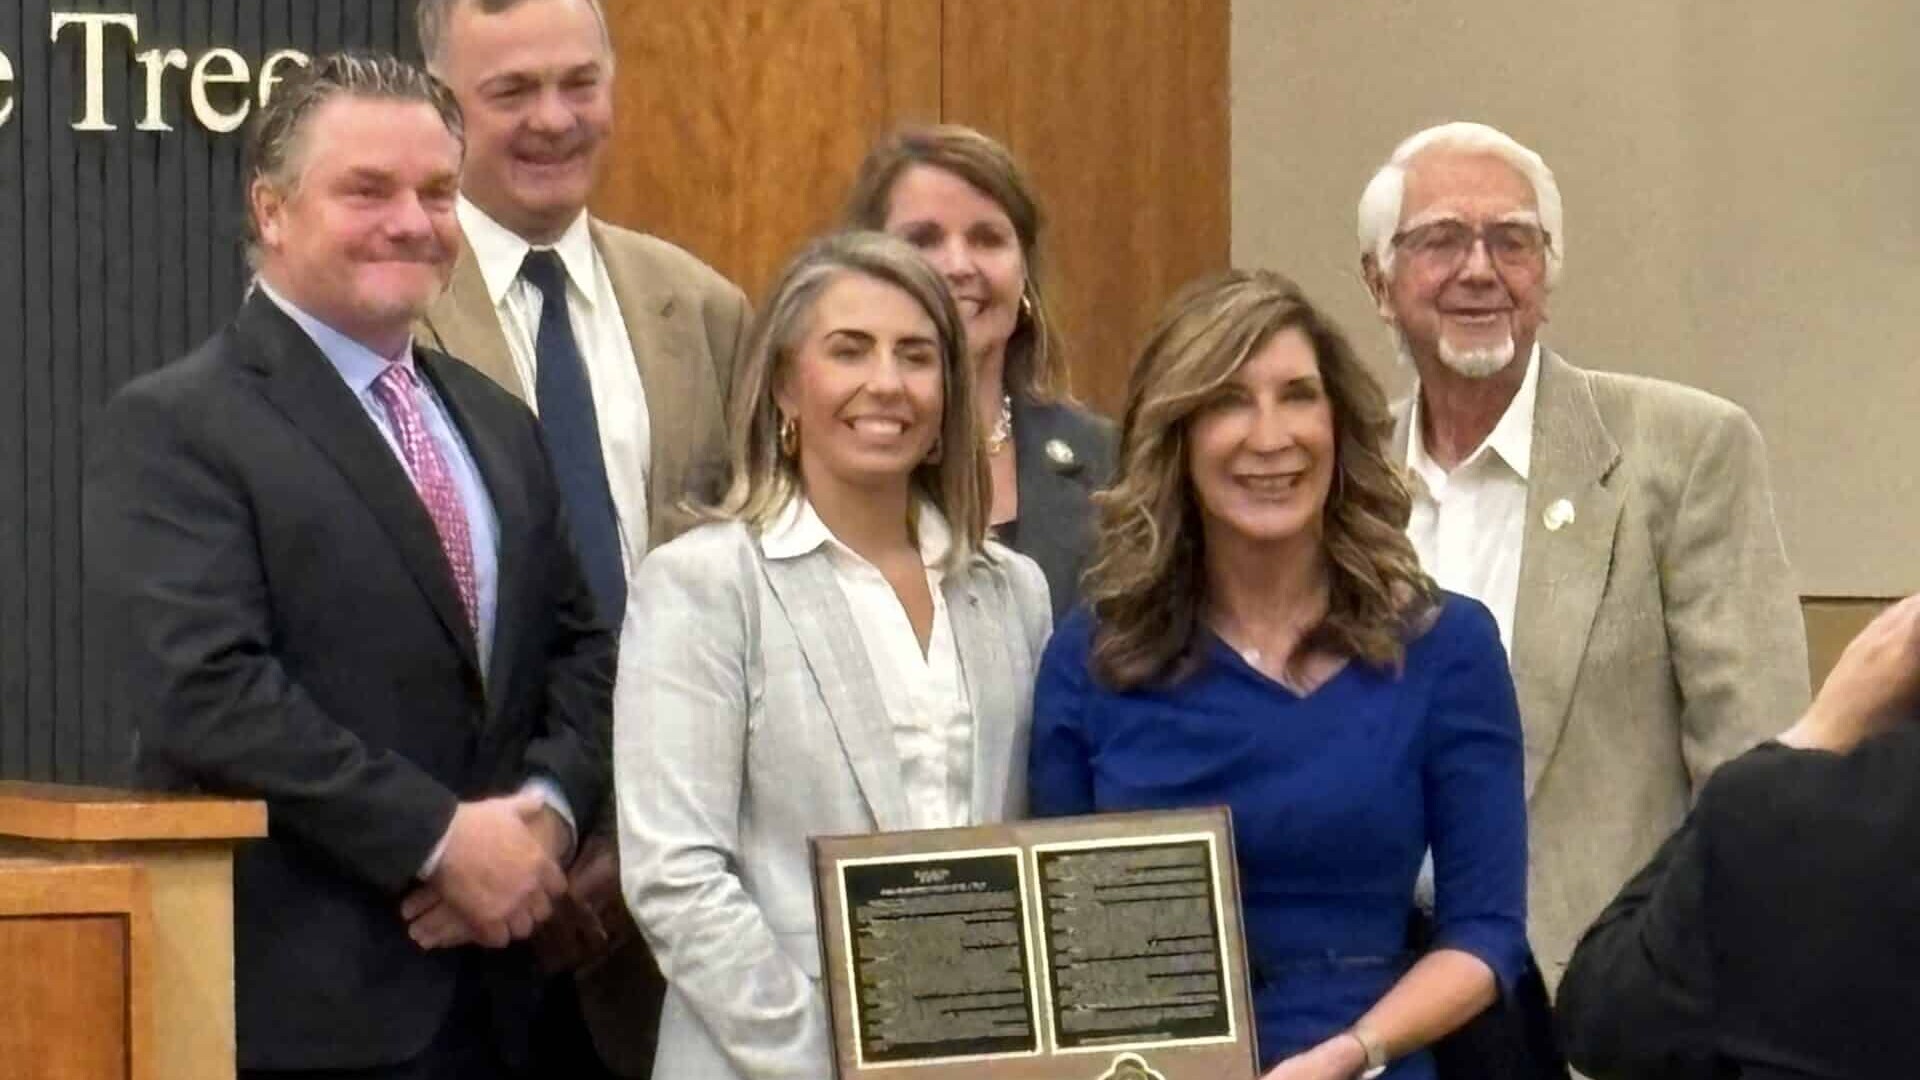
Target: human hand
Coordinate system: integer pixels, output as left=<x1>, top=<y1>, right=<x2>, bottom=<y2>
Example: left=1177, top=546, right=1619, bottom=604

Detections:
left=1781, top=593, right=1920, bottom=753
left=1259, top=1033, right=1369, bottom=1080
left=401, top=883, right=475, bottom=950
left=421, top=791, right=567, bottom=948
left=529, top=833, right=637, bottom=973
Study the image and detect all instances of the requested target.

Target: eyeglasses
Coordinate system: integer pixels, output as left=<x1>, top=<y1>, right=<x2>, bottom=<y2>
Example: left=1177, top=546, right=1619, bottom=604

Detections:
left=1390, top=220, right=1551, bottom=273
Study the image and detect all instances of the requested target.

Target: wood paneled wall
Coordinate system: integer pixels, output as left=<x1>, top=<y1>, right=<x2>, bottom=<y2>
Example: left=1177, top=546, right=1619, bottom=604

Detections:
left=591, top=0, right=1232, bottom=419
left=941, top=0, right=1230, bottom=415
left=594, top=0, right=942, bottom=310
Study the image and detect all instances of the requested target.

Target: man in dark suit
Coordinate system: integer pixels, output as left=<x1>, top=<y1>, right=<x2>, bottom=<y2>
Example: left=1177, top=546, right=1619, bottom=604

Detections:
left=83, top=53, right=613, bottom=1080
left=1558, top=594, right=1920, bottom=1079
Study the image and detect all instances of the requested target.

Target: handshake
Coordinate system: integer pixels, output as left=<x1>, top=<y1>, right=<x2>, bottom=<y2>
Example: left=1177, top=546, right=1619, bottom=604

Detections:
left=400, top=790, right=637, bottom=971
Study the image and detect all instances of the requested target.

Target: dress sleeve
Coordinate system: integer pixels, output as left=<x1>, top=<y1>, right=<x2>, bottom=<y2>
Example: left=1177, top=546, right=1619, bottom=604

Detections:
left=1422, top=598, right=1530, bottom=993
left=1027, top=612, right=1099, bottom=817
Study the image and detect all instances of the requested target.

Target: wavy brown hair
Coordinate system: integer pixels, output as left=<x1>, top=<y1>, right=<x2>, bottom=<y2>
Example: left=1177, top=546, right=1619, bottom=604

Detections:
left=1085, top=269, right=1438, bottom=689
left=843, top=124, right=1068, bottom=402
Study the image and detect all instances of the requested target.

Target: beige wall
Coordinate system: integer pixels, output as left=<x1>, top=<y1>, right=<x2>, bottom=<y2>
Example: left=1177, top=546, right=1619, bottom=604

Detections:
left=1232, top=0, right=1920, bottom=596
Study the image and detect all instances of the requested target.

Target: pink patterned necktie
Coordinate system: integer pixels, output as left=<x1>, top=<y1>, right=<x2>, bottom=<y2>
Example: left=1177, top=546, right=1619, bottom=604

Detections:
left=372, top=361, right=479, bottom=634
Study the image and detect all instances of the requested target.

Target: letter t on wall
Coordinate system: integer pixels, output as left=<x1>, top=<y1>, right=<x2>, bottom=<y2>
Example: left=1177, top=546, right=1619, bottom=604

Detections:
left=50, top=11, right=141, bottom=131
left=0, top=50, right=14, bottom=128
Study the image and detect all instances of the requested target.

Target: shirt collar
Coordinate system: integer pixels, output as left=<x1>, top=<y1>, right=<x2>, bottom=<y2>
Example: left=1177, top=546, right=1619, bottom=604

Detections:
left=760, top=493, right=953, bottom=568
left=256, top=279, right=408, bottom=398
left=1406, top=340, right=1541, bottom=482
left=456, top=195, right=597, bottom=310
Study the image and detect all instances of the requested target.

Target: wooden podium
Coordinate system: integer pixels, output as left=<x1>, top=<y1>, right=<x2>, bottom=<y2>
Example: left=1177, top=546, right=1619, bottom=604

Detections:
left=0, top=783, right=266, bottom=1080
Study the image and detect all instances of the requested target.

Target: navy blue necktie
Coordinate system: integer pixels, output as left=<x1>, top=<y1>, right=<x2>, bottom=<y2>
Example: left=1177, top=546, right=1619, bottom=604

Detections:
left=521, top=249, right=626, bottom=631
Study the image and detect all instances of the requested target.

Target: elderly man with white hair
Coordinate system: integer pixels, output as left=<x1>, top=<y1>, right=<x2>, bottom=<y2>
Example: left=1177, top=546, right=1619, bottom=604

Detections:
left=1357, top=122, right=1811, bottom=995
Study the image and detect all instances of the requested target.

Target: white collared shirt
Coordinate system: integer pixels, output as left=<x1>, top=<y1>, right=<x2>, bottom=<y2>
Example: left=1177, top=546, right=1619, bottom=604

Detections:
left=1404, top=344, right=1541, bottom=655
left=761, top=497, right=975, bottom=831
left=456, top=196, right=653, bottom=568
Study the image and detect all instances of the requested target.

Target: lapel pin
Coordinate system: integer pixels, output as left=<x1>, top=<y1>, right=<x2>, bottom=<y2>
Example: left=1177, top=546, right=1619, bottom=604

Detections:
left=1044, top=438, right=1080, bottom=474
left=1543, top=498, right=1575, bottom=532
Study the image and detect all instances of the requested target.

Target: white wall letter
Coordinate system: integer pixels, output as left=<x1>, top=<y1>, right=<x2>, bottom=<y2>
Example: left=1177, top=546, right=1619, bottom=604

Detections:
left=50, top=11, right=141, bottom=131
left=0, top=50, right=15, bottom=129
left=134, top=47, right=189, bottom=132
left=257, top=49, right=310, bottom=108
left=189, top=48, right=251, bottom=134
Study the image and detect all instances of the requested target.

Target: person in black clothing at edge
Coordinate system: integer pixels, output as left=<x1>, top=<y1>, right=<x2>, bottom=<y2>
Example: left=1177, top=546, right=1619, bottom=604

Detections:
left=1558, top=592, right=1920, bottom=1079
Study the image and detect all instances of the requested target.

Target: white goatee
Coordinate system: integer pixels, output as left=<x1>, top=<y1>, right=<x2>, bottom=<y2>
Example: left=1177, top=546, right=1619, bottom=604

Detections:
left=1437, top=334, right=1516, bottom=379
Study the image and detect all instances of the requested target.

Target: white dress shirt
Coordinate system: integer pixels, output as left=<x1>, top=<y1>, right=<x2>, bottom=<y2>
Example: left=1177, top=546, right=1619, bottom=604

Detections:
left=761, top=497, right=975, bottom=831
left=1405, top=344, right=1541, bottom=655
left=457, top=197, right=653, bottom=570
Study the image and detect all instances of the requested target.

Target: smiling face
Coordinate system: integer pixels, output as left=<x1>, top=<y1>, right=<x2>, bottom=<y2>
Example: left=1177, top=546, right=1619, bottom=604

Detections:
left=776, top=272, right=946, bottom=502
left=435, top=0, right=613, bottom=243
left=1370, top=149, right=1551, bottom=380
left=880, top=163, right=1027, bottom=369
left=1185, top=325, right=1337, bottom=552
left=251, top=95, right=463, bottom=355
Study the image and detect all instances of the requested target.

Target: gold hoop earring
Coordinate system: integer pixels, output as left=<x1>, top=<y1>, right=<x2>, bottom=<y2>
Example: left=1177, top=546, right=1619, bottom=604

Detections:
left=1019, top=290, right=1035, bottom=321
left=778, top=413, right=799, bottom=459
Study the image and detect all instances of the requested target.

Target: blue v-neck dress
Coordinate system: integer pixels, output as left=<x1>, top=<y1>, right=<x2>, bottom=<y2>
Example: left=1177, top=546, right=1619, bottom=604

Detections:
left=1028, top=594, right=1528, bottom=1078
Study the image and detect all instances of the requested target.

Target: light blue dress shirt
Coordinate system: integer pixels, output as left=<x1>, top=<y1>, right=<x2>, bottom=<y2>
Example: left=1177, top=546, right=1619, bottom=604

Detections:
left=259, top=283, right=502, bottom=671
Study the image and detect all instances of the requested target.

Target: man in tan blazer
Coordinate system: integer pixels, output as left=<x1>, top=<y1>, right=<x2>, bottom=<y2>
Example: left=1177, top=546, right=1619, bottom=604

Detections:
left=412, top=1, right=749, bottom=1075
left=1357, top=122, right=1810, bottom=992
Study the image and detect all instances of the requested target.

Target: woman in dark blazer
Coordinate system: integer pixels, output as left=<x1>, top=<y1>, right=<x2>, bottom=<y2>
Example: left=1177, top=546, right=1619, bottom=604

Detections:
left=845, top=125, right=1115, bottom=615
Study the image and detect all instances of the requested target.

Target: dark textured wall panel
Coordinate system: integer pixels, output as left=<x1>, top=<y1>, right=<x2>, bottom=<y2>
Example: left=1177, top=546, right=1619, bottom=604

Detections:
left=2, top=2, right=416, bottom=783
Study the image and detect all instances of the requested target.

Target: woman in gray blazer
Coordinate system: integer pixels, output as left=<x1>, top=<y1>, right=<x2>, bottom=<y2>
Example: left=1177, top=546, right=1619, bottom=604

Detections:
left=846, top=125, right=1117, bottom=616
left=613, top=232, right=1053, bottom=1080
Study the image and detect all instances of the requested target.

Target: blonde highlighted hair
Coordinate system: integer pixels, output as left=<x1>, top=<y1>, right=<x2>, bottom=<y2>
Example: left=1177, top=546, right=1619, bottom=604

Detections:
left=702, top=231, right=990, bottom=570
left=1085, top=269, right=1438, bottom=689
left=843, top=124, right=1069, bottom=402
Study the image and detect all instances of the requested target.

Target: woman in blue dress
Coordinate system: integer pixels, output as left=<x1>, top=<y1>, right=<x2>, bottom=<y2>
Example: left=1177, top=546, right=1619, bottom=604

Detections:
left=1028, top=270, right=1527, bottom=1079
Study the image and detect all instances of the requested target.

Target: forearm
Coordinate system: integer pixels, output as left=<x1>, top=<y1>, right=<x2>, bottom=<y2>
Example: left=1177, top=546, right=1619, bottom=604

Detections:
left=1349, top=949, right=1497, bottom=1063
left=623, top=845, right=826, bottom=1078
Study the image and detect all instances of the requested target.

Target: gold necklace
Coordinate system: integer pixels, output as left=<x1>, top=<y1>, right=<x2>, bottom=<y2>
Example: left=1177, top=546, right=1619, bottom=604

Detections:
left=987, top=394, right=1014, bottom=455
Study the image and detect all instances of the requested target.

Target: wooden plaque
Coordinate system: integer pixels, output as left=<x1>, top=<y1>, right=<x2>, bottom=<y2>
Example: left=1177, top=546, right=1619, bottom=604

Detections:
left=811, top=807, right=1258, bottom=1080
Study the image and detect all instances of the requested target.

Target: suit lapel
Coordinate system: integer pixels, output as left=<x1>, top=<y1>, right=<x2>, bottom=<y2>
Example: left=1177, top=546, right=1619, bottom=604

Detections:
left=421, top=244, right=526, bottom=403
left=946, top=567, right=1014, bottom=822
left=1009, top=396, right=1076, bottom=578
left=1509, top=352, right=1623, bottom=798
left=593, top=221, right=726, bottom=547
left=759, top=551, right=913, bottom=830
left=242, top=296, right=483, bottom=678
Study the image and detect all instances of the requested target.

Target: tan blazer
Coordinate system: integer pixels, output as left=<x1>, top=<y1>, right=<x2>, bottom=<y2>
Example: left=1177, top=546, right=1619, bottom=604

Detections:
left=1393, top=350, right=1810, bottom=990
left=418, top=218, right=749, bottom=1076
left=418, top=218, right=751, bottom=550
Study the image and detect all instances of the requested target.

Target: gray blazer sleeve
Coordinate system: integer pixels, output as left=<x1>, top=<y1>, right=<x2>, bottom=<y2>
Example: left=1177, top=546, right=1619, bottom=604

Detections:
left=613, top=526, right=829, bottom=1079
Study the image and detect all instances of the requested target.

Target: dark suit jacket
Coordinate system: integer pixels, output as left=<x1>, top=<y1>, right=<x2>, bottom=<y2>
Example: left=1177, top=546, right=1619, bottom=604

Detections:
left=84, top=292, right=614, bottom=1072
left=1006, top=393, right=1115, bottom=617
left=1558, top=727, right=1920, bottom=1080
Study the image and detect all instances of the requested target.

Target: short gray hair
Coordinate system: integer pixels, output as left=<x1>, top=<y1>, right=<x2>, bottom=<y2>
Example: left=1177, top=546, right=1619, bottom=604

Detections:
left=416, top=0, right=613, bottom=73
left=242, top=51, right=464, bottom=262
left=1357, top=122, right=1564, bottom=287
